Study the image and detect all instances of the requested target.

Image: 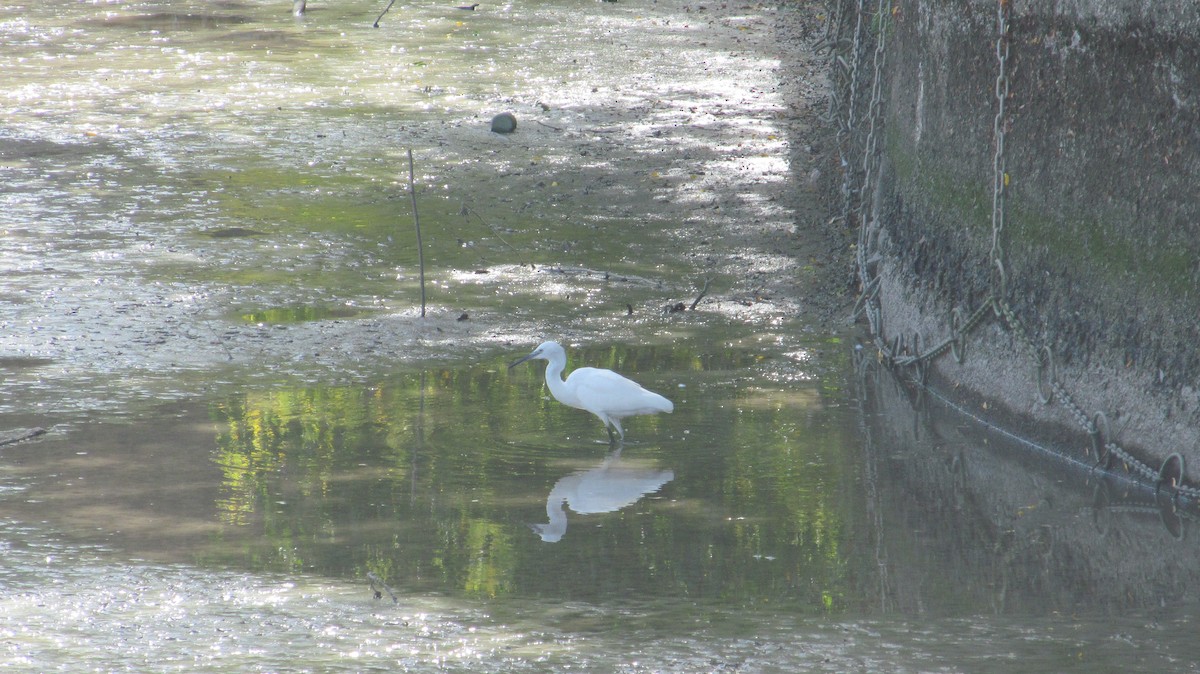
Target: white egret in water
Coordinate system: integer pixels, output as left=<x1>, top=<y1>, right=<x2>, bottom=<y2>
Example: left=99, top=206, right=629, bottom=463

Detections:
left=509, top=341, right=674, bottom=442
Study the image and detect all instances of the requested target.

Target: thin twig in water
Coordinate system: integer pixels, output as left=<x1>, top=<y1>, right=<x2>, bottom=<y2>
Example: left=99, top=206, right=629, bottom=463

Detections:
left=0, top=427, right=46, bottom=447
left=373, top=0, right=397, bottom=27
left=367, top=572, right=398, bottom=603
left=459, top=204, right=517, bottom=251
left=407, top=149, right=426, bottom=318
left=690, top=276, right=714, bottom=310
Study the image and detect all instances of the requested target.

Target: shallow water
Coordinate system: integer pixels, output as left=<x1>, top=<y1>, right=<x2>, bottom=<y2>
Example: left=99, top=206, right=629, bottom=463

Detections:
left=2, top=0, right=1199, bottom=671
left=5, top=348, right=1200, bottom=671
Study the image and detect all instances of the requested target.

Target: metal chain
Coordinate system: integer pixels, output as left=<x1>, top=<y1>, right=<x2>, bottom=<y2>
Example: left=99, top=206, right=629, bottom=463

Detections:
left=856, top=0, right=892, bottom=340
left=837, top=0, right=869, bottom=232
left=989, top=0, right=1010, bottom=267
left=828, top=0, right=1195, bottom=499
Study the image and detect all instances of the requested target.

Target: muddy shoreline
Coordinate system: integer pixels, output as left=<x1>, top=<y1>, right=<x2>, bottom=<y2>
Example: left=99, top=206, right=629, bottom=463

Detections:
left=1, top=1, right=853, bottom=426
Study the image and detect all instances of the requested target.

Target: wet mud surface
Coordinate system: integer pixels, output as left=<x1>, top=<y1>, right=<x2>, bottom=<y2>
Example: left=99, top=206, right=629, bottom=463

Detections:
left=0, top=0, right=851, bottom=425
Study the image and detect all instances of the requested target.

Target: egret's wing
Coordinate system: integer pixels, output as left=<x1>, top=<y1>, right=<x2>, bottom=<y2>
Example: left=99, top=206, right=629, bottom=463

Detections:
left=571, top=367, right=673, bottom=417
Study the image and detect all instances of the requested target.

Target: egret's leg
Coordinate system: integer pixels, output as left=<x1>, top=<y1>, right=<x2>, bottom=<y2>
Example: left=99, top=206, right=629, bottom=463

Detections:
left=609, top=418, right=625, bottom=442
left=595, top=412, right=615, bottom=443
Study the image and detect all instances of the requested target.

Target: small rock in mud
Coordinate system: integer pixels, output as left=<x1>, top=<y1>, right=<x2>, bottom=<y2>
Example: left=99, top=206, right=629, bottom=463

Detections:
left=490, top=112, right=517, bottom=134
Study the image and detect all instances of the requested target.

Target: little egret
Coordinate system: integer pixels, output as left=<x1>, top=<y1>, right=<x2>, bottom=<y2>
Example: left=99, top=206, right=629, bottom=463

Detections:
left=508, top=340, right=674, bottom=442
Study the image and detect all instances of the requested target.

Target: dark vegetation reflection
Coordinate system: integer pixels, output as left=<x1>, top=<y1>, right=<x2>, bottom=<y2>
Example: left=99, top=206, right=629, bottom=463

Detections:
left=855, top=350, right=1200, bottom=616
left=204, top=342, right=861, bottom=610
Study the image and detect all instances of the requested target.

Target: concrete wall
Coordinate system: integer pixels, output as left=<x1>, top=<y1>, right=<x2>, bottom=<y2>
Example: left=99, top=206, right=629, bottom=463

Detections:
left=828, top=0, right=1200, bottom=474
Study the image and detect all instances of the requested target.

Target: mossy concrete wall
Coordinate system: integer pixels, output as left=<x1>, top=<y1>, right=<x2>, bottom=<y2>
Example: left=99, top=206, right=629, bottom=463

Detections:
left=833, top=0, right=1200, bottom=471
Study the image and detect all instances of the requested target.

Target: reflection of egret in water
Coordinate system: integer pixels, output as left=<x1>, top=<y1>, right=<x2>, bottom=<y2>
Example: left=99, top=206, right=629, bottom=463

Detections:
left=531, top=447, right=674, bottom=542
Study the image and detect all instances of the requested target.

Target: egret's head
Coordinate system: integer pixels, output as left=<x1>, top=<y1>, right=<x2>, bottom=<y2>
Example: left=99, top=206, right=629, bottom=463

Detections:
left=508, top=340, right=563, bottom=369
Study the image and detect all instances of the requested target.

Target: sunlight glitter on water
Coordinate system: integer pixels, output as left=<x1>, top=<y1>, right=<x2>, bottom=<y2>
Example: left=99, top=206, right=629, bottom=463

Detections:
left=1, top=527, right=812, bottom=672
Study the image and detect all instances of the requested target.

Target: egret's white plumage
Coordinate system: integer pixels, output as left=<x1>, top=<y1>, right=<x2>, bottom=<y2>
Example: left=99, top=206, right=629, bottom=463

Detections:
left=509, top=340, right=674, bottom=442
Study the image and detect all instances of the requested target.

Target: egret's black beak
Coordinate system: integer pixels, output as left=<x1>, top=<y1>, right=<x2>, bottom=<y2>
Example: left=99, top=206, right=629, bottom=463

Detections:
left=508, top=348, right=541, bottom=369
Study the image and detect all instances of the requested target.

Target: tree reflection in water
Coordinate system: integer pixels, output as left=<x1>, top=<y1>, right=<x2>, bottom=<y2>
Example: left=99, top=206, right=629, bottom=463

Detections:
left=206, top=342, right=859, bottom=609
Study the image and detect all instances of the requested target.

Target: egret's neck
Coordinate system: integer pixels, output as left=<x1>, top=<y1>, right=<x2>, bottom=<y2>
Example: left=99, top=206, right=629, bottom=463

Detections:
left=543, top=358, right=576, bottom=407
